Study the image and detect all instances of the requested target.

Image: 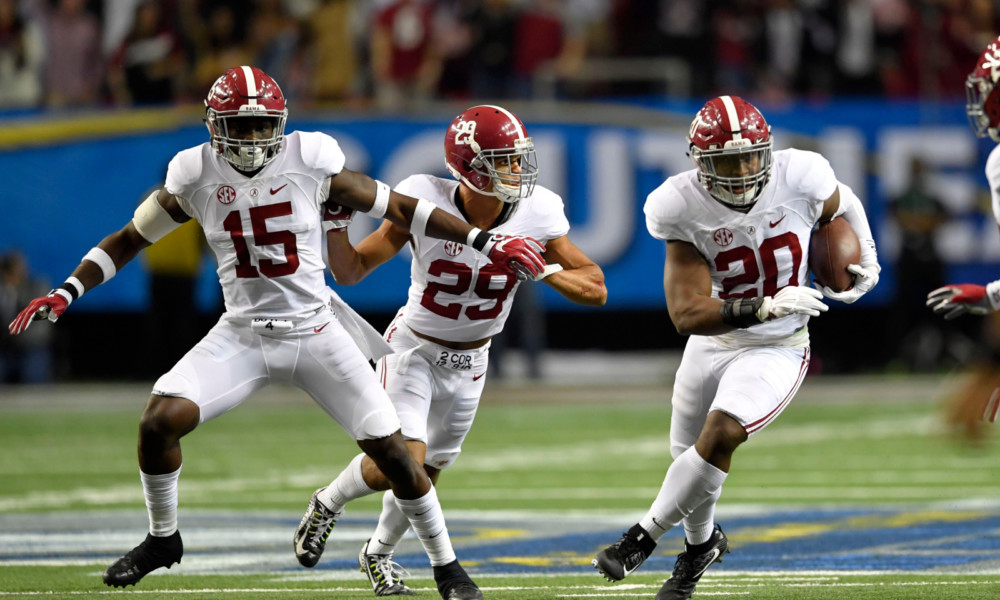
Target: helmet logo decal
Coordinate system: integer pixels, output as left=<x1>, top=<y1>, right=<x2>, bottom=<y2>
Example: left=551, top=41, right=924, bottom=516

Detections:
left=216, top=185, right=237, bottom=205
left=713, top=228, right=734, bottom=247
left=454, top=119, right=477, bottom=146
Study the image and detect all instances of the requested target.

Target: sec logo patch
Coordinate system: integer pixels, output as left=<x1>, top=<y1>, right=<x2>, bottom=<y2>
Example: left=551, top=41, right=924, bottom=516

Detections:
left=713, top=228, right=733, bottom=247
left=216, top=185, right=237, bottom=205
left=444, top=241, right=463, bottom=257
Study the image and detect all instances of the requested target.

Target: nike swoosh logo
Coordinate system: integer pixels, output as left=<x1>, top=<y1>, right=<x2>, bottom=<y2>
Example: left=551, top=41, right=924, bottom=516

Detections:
left=294, top=535, right=310, bottom=557
left=473, top=373, right=485, bottom=381
left=314, top=322, right=330, bottom=333
left=769, top=215, right=786, bottom=228
left=414, top=510, right=429, bottom=517
left=270, top=184, right=288, bottom=195
left=692, top=548, right=722, bottom=579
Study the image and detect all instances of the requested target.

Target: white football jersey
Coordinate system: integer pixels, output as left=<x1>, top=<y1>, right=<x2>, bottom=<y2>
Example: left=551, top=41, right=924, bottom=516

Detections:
left=397, top=174, right=570, bottom=342
left=165, top=131, right=345, bottom=321
left=645, top=148, right=838, bottom=347
left=986, top=144, right=1000, bottom=226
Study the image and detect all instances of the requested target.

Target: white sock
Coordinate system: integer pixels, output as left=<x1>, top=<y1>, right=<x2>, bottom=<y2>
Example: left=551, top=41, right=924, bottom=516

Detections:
left=141, top=466, right=181, bottom=537
left=639, top=446, right=727, bottom=542
left=367, top=490, right=412, bottom=555
left=394, top=485, right=455, bottom=566
left=684, top=487, right=722, bottom=546
left=319, top=454, right=374, bottom=512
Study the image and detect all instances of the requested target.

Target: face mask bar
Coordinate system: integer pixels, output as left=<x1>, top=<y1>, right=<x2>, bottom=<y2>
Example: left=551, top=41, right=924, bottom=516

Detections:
left=967, top=75, right=991, bottom=139
left=207, top=110, right=287, bottom=171
left=693, top=142, right=773, bottom=208
left=472, top=138, right=539, bottom=203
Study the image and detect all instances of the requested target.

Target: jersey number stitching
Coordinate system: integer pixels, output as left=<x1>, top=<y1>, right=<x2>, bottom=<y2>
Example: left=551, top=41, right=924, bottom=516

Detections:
left=716, top=232, right=801, bottom=298
left=222, top=202, right=300, bottom=278
left=420, top=259, right=515, bottom=321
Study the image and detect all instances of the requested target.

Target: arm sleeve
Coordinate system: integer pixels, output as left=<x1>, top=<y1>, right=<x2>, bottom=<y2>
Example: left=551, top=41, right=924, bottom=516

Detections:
left=833, top=181, right=878, bottom=266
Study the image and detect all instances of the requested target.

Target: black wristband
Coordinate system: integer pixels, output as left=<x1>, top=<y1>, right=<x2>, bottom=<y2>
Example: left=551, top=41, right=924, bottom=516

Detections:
left=720, top=297, right=766, bottom=328
left=58, top=282, right=81, bottom=300
left=470, top=230, right=491, bottom=252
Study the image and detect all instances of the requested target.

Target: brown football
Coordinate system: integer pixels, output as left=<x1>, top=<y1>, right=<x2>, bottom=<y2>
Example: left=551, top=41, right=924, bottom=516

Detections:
left=808, top=216, right=861, bottom=292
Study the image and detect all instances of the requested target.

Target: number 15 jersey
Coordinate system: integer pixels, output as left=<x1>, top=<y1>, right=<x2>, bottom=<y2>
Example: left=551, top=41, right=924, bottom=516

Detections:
left=396, top=174, right=570, bottom=342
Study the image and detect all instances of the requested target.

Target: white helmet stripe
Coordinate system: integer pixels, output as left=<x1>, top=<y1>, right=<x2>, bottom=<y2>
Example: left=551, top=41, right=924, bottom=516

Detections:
left=483, top=104, right=524, bottom=140
left=719, top=95, right=742, bottom=142
left=241, top=65, right=258, bottom=106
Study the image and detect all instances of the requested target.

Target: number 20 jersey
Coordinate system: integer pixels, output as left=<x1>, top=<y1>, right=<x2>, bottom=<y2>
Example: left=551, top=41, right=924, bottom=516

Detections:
left=164, top=131, right=345, bottom=322
left=396, top=174, right=570, bottom=342
left=644, top=148, right=838, bottom=347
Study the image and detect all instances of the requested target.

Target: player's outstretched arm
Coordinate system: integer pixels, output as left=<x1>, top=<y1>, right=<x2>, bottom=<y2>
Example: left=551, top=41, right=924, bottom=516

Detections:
left=325, top=219, right=410, bottom=286
left=327, top=169, right=546, bottom=279
left=537, top=235, right=607, bottom=306
left=8, top=190, right=187, bottom=334
left=665, top=241, right=827, bottom=337
left=926, top=281, right=1000, bottom=319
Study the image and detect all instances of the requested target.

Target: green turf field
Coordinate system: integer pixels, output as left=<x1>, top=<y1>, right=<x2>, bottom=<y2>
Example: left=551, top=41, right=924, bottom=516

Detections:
left=1, top=373, right=998, bottom=599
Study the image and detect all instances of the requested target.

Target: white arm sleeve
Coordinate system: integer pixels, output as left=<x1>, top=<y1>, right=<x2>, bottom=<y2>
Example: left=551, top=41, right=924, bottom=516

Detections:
left=832, top=182, right=877, bottom=265
left=132, top=191, right=182, bottom=243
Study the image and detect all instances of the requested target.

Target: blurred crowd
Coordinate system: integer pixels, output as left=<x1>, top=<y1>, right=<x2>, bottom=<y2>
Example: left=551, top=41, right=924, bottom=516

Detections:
left=0, top=0, right=996, bottom=112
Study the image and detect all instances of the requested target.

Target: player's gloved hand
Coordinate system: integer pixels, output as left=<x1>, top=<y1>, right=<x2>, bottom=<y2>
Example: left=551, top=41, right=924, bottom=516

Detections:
left=322, top=202, right=355, bottom=232
left=8, top=291, right=70, bottom=335
left=815, top=261, right=880, bottom=304
left=926, top=283, right=997, bottom=320
left=478, top=234, right=546, bottom=281
left=758, top=286, right=829, bottom=320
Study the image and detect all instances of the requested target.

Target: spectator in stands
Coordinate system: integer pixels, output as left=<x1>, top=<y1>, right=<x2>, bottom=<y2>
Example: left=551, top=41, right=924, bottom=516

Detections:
left=107, top=0, right=184, bottom=106
left=31, top=0, right=102, bottom=108
left=370, top=0, right=443, bottom=108
left=0, top=252, right=54, bottom=383
left=0, top=0, right=43, bottom=107
left=306, top=0, right=363, bottom=104
left=190, top=4, right=250, bottom=93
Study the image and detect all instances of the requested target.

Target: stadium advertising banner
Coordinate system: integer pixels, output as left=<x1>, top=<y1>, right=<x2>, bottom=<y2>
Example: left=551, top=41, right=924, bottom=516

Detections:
left=0, top=101, right=991, bottom=313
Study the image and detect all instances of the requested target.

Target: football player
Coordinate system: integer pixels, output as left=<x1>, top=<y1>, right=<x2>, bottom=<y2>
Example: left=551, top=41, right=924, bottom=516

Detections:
left=291, top=105, right=607, bottom=596
left=925, top=35, right=1000, bottom=435
left=591, top=96, right=879, bottom=600
left=7, top=67, right=548, bottom=600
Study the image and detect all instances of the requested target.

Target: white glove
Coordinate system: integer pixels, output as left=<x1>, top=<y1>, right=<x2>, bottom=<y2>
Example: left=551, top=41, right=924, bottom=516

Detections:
left=758, top=286, right=829, bottom=320
left=815, top=260, right=880, bottom=304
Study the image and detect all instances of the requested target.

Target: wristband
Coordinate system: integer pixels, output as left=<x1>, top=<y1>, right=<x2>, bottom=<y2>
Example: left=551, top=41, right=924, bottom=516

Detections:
left=467, top=227, right=491, bottom=251
left=61, top=276, right=85, bottom=299
left=83, top=247, right=117, bottom=282
left=370, top=180, right=390, bottom=219
left=411, top=198, right=435, bottom=239
left=720, top=297, right=767, bottom=328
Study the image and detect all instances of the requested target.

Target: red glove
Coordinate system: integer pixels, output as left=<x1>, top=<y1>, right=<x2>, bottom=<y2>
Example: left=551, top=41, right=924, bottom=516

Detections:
left=926, top=283, right=995, bottom=320
left=8, top=291, right=70, bottom=335
left=479, top=234, right=546, bottom=281
left=322, top=202, right=355, bottom=232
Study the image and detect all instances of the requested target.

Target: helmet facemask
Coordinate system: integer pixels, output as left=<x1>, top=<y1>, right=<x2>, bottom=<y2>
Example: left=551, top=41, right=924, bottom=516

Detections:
left=692, top=139, right=772, bottom=209
left=206, top=110, right=287, bottom=172
left=464, top=137, right=538, bottom=204
left=966, top=74, right=1000, bottom=142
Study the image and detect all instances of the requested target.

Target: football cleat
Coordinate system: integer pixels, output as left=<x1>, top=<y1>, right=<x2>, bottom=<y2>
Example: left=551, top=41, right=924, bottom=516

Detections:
left=102, top=531, right=183, bottom=587
left=592, top=524, right=656, bottom=582
left=433, top=559, right=483, bottom=600
left=655, top=524, right=730, bottom=600
left=359, top=539, right=415, bottom=596
left=294, top=487, right=341, bottom=568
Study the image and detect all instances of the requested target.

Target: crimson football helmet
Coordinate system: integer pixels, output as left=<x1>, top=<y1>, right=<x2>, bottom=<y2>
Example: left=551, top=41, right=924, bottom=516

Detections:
left=688, top=95, right=772, bottom=209
left=967, top=35, right=1000, bottom=142
left=205, top=66, right=288, bottom=171
left=445, top=105, right=538, bottom=203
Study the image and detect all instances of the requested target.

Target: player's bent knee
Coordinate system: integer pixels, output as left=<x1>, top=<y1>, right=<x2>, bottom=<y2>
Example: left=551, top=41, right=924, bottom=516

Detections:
left=140, top=395, right=200, bottom=439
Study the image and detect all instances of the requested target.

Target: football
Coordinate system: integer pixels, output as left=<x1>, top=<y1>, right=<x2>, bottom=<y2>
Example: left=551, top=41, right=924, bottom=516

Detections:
left=808, top=216, right=861, bottom=292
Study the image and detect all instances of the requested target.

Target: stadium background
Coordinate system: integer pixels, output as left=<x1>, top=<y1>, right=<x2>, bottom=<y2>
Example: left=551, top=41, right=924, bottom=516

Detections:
left=2, top=0, right=998, bottom=381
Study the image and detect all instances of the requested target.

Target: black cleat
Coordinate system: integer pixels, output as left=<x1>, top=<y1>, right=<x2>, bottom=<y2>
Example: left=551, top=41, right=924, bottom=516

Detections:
left=102, top=531, right=183, bottom=587
left=592, top=524, right=656, bottom=582
left=433, top=560, right=483, bottom=600
left=655, top=524, right=730, bottom=600
left=359, top=538, right=415, bottom=596
left=294, top=487, right=341, bottom=568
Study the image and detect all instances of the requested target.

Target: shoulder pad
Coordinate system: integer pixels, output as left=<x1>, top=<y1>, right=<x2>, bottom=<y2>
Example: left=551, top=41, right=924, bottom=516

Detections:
left=781, top=149, right=836, bottom=201
left=298, top=131, right=346, bottom=176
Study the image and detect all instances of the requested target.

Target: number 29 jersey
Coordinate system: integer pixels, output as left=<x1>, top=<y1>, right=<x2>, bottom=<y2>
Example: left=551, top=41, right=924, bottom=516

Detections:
left=396, top=174, right=570, bottom=342
left=164, top=131, right=345, bottom=322
left=644, top=149, right=837, bottom=347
